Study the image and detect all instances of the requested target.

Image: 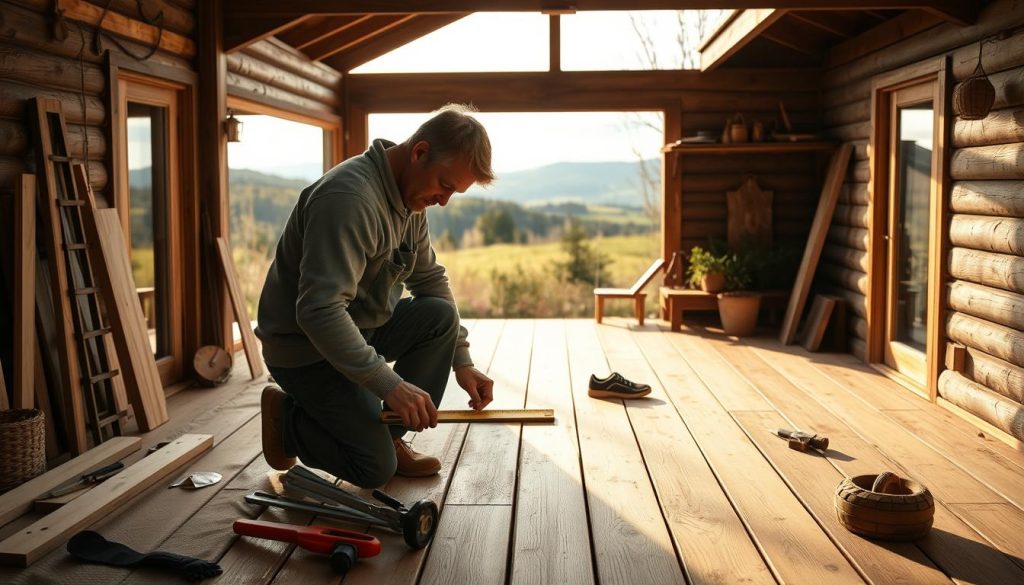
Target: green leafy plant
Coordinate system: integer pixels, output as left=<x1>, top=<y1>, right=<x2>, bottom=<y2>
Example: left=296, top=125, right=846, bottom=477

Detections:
left=686, top=245, right=729, bottom=289
left=720, top=251, right=754, bottom=292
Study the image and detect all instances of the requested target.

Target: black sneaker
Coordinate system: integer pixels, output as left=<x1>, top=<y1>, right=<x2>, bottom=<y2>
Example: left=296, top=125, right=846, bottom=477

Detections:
left=588, top=372, right=652, bottom=399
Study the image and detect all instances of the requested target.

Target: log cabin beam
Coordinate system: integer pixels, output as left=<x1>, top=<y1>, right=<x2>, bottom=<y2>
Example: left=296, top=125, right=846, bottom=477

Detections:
left=346, top=69, right=820, bottom=112
left=278, top=15, right=372, bottom=51
left=786, top=11, right=860, bottom=38
left=323, top=14, right=468, bottom=72
left=60, top=0, right=196, bottom=58
left=303, top=15, right=415, bottom=61
left=761, top=18, right=822, bottom=57
left=700, top=9, right=784, bottom=72
left=223, top=1, right=983, bottom=21
left=223, top=15, right=311, bottom=53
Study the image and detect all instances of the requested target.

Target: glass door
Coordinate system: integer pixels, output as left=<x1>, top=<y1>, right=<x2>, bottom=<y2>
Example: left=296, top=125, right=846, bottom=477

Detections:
left=883, top=82, right=936, bottom=385
left=117, top=75, right=184, bottom=385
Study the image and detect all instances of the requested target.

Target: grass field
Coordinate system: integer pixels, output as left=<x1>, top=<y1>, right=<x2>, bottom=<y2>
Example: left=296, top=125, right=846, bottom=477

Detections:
left=437, top=233, right=661, bottom=317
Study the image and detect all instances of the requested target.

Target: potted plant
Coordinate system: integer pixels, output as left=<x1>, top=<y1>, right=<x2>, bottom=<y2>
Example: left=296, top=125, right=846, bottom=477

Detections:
left=717, top=251, right=761, bottom=336
left=686, top=245, right=728, bottom=294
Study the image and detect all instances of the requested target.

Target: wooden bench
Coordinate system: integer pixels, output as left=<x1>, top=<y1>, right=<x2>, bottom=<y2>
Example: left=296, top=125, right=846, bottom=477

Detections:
left=660, top=287, right=791, bottom=332
left=594, top=259, right=665, bottom=325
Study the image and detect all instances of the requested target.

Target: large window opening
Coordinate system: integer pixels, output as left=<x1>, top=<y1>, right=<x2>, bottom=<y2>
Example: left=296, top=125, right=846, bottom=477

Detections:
left=369, top=111, right=663, bottom=318
left=227, top=112, right=331, bottom=337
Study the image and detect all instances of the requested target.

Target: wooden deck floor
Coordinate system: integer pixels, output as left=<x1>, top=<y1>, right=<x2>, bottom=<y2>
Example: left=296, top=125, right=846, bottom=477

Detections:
left=4, top=318, right=1024, bottom=584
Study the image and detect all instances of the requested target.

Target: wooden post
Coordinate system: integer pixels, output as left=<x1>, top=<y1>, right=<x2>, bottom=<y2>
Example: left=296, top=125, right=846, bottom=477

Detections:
left=13, top=175, right=35, bottom=409
left=945, top=343, right=966, bottom=373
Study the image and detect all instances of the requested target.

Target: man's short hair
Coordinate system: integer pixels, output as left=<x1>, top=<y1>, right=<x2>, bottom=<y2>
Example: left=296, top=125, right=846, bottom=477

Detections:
left=408, top=103, right=495, bottom=185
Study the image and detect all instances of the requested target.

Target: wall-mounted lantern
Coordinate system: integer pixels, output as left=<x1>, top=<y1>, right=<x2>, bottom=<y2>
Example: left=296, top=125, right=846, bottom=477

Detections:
left=225, top=110, right=243, bottom=143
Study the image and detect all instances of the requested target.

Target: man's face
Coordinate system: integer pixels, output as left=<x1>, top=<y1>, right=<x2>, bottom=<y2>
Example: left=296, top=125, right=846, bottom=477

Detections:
left=400, top=141, right=477, bottom=213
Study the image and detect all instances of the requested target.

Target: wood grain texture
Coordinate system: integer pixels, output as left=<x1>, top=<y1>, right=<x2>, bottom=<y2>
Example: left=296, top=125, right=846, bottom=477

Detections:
left=947, top=281, right=1024, bottom=332
left=951, top=143, right=1024, bottom=180
left=13, top=175, right=35, bottom=409
left=76, top=166, right=168, bottom=431
left=0, top=434, right=211, bottom=567
left=781, top=143, right=853, bottom=344
left=419, top=505, right=512, bottom=585
left=511, top=320, right=593, bottom=585
left=566, top=321, right=685, bottom=585
left=215, top=237, right=264, bottom=379
left=950, top=214, right=1024, bottom=255
left=948, top=247, right=1024, bottom=295
left=951, top=181, right=1024, bottom=217
left=939, top=371, right=1024, bottom=441
left=962, top=346, right=1024, bottom=404
left=801, top=295, right=836, bottom=352
left=445, top=320, right=532, bottom=505
left=612, top=325, right=774, bottom=585
left=660, top=328, right=862, bottom=583
left=946, top=311, right=1024, bottom=369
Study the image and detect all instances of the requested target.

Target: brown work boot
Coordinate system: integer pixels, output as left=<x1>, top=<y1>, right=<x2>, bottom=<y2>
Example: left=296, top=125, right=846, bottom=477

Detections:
left=393, top=438, right=440, bottom=477
left=262, top=385, right=296, bottom=471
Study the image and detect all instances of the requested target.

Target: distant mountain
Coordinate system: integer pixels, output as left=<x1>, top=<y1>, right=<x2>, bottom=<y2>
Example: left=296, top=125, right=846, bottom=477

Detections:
left=467, top=159, right=660, bottom=207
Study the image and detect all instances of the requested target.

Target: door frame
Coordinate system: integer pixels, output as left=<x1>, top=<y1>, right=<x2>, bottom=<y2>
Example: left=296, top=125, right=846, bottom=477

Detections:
left=108, top=55, right=199, bottom=388
left=866, top=56, right=951, bottom=400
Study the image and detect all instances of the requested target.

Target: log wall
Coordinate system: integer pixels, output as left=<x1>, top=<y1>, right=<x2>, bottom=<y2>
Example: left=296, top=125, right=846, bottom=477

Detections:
left=226, top=37, right=342, bottom=119
left=819, top=0, right=1024, bottom=440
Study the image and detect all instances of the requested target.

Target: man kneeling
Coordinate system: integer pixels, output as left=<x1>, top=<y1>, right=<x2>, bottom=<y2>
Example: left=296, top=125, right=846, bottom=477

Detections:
left=255, top=104, right=495, bottom=487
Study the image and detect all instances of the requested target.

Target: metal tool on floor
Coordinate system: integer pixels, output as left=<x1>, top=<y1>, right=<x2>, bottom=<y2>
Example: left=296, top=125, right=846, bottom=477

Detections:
left=244, top=465, right=438, bottom=549
left=769, top=428, right=829, bottom=452
left=47, top=462, right=124, bottom=498
left=233, top=518, right=381, bottom=574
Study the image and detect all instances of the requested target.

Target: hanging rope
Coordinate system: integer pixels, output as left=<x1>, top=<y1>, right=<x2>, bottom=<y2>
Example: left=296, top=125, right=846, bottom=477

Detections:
left=91, top=0, right=166, bottom=62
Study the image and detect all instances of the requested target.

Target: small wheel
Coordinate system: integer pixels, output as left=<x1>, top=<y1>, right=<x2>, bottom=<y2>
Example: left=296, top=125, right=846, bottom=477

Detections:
left=402, top=500, right=439, bottom=549
left=835, top=474, right=934, bottom=541
left=330, top=543, right=357, bottom=574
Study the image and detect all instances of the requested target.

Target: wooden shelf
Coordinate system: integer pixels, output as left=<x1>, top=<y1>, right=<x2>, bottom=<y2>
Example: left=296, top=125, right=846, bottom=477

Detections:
left=662, top=142, right=835, bottom=154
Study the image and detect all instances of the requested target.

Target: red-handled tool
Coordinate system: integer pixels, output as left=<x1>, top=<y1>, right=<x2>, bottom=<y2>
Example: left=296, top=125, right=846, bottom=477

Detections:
left=233, top=519, right=381, bottom=574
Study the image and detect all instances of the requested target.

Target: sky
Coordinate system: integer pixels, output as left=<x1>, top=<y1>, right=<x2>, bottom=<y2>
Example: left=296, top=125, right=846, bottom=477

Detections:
left=223, top=11, right=726, bottom=180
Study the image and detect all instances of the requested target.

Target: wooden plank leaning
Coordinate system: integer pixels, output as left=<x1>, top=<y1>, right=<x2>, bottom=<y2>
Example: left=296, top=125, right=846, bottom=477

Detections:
left=780, top=143, right=853, bottom=345
left=14, top=174, right=36, bottom=409
left=216, top=236, right=265, bottom=379
left=0, top=436, right=140, bottom=528
left=73, top=165, right=168, bottom=431
left=0, top=434, right=212, bottom=567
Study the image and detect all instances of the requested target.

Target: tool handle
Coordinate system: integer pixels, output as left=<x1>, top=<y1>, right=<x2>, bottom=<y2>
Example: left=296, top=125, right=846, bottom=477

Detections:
left=84, top=461, right=124, bottom=482
left=233, top=519, right=301, bottom=544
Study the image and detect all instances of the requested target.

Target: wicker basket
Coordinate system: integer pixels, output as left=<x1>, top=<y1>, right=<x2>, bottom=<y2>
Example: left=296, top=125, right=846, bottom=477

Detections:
left=954, top=57, right=995, bottom=121
left=0, top=409, right=46, bottom=492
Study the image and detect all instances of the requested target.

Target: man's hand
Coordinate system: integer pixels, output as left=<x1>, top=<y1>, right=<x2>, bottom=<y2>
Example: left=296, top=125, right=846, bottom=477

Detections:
left=455, top=366, right=493, bottom=410
left=383, top=381, right=438, bottom=432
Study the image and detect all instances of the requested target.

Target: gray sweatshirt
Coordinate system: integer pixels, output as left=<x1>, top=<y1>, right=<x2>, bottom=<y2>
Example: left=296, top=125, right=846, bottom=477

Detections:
left=255, top=139, right=472, bottom=399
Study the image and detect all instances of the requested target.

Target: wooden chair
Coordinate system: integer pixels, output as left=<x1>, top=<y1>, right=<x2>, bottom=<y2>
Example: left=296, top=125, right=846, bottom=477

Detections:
left=593, top=259, right=665, bottom=325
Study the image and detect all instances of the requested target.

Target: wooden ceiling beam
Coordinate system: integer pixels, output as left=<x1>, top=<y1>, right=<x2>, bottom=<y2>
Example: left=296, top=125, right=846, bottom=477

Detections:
left=303, top=14, right=415, bottom=61
left=278, top=15, right=370, bottom=50
left=787, top=11, right=862, bottom=38
left=223, top=15, right=311, bottom=53
left=761, top=15, right=824, bottom=57
left=346, top=69, right=821, bottom=112
left=224, top=0, right=982, bottom=24
left=322, top=14, right=468, bottom=72
left=701, top=9, right=785, bottom=72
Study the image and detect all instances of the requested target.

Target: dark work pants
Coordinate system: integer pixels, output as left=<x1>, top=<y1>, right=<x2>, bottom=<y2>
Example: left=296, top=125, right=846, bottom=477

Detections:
left=267, top=297, right=458, bottom=488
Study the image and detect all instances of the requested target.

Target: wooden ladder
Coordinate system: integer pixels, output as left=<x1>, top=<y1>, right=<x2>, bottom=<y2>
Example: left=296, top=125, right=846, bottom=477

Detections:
left=31, top=98, right=123, bottom=450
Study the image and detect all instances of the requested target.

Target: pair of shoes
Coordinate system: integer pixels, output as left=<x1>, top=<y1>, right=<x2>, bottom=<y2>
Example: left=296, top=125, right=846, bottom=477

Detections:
left=393, top=438, right=441, bottom=477
left=588, top=372, right=652, bottom=399
left=261, top=385, right=297, bottom=471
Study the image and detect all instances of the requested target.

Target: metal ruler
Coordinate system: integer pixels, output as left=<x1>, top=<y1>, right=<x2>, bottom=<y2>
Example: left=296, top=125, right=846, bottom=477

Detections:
left=379, top=409, right=554, bottom=424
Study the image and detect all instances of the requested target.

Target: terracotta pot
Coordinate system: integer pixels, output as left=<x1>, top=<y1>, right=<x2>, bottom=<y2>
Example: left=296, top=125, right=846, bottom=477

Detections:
left=717, top=292, right=761, bottom=336
left=700, top=272, right=726, bottom=294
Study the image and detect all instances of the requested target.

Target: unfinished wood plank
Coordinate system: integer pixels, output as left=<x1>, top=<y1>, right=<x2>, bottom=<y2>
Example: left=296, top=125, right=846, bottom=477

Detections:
left=781, top=143, right=853, bottom=345
left=0, top=434, right=211, bottom=567
left=658, top=327, right=863, bottom=584
left=511, top=320, right=593, bottom=585
left=0, top=437, right=140, bottom=528
left=13, top=174, right=35, bottom=409
left=379, top=408, right=553, bottom=425
left=800, top=294, right=836, bottom=352
left=948, top=502, right=1024, bottom=569
left=216, top=237, right=265, bottom=380
left=726, top=176, right=773, bottom=250
left=445, top=320, right=533, bottom=506
left=419, top=505, right=512, bottom=585
left=742, top=336, right=1024, bottom=583
left=566, top=321, right=685, bottom=585
left=75, top=165, right=167, bottom=431
left=607, top=324, right=774, bottom=585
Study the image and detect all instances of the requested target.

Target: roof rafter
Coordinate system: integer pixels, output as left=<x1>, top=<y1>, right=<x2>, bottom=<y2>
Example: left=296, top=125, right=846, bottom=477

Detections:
left=302, top=14, right=416, bottom=61
left=322, top=14, right=468, bottom=72
left=223, top=15, right=311, bottom=53
left=278, top=15, right=370, bottom=50
left=701, top=9, right=785, bottom=72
